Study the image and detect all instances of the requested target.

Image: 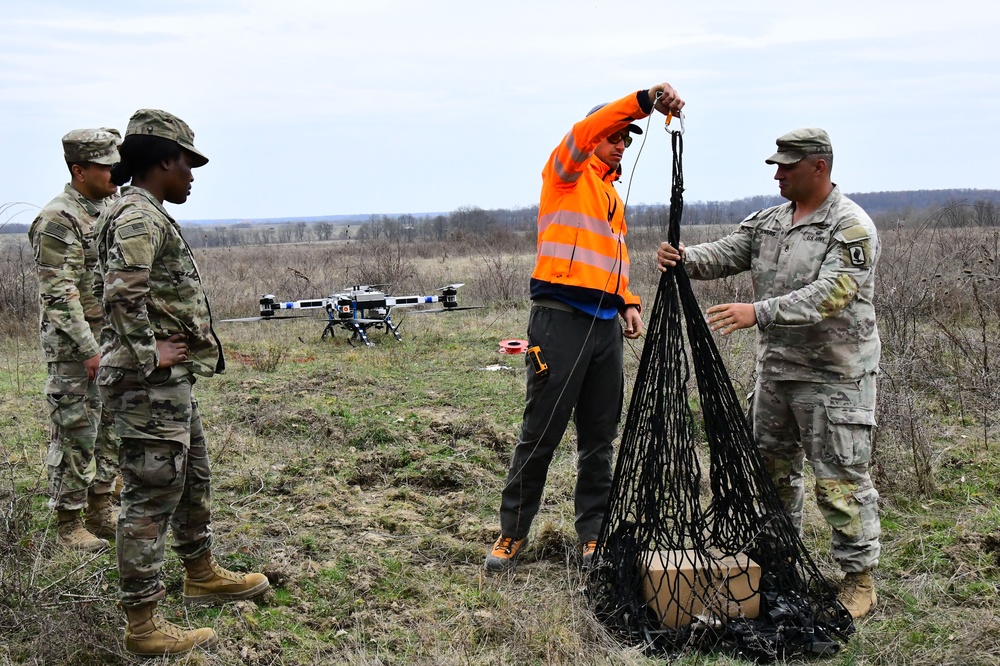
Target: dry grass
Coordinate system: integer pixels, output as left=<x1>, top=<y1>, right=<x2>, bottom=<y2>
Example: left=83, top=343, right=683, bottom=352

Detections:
left=0, top=223, right=998, bottom=665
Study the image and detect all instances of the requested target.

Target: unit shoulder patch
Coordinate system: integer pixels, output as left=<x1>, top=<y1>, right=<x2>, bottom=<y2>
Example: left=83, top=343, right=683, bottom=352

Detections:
left=845, top=242, right=870, bottom=268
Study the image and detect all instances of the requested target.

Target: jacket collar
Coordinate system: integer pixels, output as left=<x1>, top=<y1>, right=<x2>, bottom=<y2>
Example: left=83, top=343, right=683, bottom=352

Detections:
left=119, top=184, right=178, bottom=224
left=63, top=183, right=103, bottom=218
left=588, top=155, right=619, bottom=184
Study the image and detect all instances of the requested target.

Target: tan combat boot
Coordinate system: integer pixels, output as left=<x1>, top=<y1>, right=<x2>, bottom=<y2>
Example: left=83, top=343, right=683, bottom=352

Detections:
left=839, top=571, right=877, bottom=619
left=56, top=510, right=109, bottom=552
left=182, top=552, right=270, bottom=605
left=85, top=492, right=119, bottom=540
left=124, top=601, right=217, bottom=656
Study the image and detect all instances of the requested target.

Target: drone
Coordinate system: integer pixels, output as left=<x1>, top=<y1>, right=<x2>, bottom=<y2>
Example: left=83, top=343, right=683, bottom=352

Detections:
left=222, top=283, right=479, bottom=346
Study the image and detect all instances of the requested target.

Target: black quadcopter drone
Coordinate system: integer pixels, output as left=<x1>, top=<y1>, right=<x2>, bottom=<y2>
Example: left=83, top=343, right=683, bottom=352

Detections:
left=222, top=283, right=479, bottom=346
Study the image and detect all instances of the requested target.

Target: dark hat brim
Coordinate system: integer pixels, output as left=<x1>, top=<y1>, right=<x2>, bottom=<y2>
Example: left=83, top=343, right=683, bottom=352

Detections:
left=180, top=144, right=209, bottom=168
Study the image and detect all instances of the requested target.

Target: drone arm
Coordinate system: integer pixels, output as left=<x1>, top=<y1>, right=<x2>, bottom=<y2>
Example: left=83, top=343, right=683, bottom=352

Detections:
left=259, top=295, right=333, bottom=317
left=385, top=295, right=439, bottom=308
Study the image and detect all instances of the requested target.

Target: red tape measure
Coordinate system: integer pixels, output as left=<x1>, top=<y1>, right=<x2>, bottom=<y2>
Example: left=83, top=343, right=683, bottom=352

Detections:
left=499, top=339, right=529, bottom=354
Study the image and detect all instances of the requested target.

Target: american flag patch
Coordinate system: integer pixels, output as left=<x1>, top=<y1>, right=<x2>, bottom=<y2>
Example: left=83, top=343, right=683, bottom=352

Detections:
left=118, top=220, right=147, bottom=239
left=42, top=222, right=70, bottom=241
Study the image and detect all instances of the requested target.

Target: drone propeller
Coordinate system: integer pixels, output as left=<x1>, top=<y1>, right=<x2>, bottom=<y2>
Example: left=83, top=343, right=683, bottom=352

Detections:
left=408, top=305, right=484, bottom=315
left=437, top=283, right=465, bottom=291
left=348, top=317, right=394, bottom=324
left=219, top=314, right=318, bottom=323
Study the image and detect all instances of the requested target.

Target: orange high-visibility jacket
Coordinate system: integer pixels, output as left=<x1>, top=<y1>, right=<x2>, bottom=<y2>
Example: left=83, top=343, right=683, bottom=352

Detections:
left=529, top=91, right=651, bottom=313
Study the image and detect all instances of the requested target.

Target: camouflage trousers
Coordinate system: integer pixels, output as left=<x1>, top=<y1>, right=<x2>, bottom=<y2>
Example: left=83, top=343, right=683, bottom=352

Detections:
left=98, top=365, right=213, bottom=607
left=753, top=374, right=881, bottom=573
left=45, top=361, right=119, bottom=511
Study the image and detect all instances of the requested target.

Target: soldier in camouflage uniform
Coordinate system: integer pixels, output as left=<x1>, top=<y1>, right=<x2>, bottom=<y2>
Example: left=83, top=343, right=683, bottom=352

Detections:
left=96, top=109, right=269, bottom=657
left=657, top=128, right=881, bottom=619
left=28, top=129, right=122, bottom=552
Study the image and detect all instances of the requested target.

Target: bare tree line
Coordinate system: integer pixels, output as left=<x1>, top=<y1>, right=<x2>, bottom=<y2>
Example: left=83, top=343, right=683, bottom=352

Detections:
left=184, top=194, right=1000, bottom=249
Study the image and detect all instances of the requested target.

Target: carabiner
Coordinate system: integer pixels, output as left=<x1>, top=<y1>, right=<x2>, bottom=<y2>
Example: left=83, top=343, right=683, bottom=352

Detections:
left=664, top=111, right=685, bottom=135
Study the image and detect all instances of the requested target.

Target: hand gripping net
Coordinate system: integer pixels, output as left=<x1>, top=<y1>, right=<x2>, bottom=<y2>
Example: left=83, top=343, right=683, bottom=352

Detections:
left=587, top=130, right=854, bottom=661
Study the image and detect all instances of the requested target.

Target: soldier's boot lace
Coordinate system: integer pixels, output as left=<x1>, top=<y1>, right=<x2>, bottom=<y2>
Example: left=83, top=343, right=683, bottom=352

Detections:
left=56, top=510, right=109, bottom=552
left=84, top=491, right=119, bottom=540
left=124, top=601, right=217, bottom=656
left=838, top=571, right=877, bottom=619
left=182, top=552, right=270, bottom=606
left=484, top=535, right=528, bottom=573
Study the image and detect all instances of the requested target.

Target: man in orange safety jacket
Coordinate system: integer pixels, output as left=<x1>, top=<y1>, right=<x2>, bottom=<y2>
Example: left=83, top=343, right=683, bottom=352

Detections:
left=486, top=83, right=685, bottom=573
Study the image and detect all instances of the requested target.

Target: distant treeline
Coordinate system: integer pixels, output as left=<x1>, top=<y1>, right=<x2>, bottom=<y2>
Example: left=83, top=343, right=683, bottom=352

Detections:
left=3, top=189, right=998, bottom=245
left=189, top=189, right=1000, bottom=248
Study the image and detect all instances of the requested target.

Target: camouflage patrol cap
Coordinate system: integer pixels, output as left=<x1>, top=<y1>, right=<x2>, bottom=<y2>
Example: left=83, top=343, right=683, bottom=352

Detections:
left=765, top=127, right=833, bottom=165
left=101, top=127, right=123, bottom=145
left=62, top=128, right=121, bottom=165
left=125, top=109, right=209, bottom=167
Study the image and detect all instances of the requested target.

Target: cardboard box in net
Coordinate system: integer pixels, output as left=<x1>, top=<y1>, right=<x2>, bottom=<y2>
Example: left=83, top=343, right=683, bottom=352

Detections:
left=640, top=549, right=761, bottom=629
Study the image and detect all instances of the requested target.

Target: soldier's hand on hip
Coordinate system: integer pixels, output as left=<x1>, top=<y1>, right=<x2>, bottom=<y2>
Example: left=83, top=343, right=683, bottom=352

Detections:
left=706, top=303, right=756, bottom=336
left=156, top=333, right=190, bottom=368
left=83, top=353, right=100, bottom=382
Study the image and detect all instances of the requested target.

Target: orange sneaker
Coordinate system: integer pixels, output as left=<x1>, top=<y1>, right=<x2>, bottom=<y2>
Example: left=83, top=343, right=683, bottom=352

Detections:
left=484, top=535, right=527, bottom=573
left=581, top=540, right=599, bottom=570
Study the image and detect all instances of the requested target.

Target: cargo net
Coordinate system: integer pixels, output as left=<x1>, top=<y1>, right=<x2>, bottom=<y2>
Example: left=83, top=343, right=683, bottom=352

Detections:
left=587, top=130, right=854, bottom=662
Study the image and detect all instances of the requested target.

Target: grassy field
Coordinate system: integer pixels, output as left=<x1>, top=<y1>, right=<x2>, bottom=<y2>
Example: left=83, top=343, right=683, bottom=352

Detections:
left=1, top=227, right=998, bottom=665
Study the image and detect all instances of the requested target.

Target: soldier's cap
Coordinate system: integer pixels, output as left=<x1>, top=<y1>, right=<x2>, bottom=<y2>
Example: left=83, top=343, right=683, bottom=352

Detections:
left=587, top=103, right=643, bottom=135
left=101, top=127, right=123, bottom=145
left=62, top=128, right=121, bottom=166
left=125, top=109, right=209, bottom=167
left=765, top=127, right=832, bottom=165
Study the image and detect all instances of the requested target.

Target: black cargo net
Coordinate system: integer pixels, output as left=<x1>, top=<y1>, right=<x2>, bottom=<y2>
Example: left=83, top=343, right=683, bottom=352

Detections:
left=587, top=130, right=854, bottom=661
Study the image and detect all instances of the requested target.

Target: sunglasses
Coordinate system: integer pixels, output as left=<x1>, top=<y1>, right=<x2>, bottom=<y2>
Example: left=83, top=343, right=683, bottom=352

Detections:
left=607, top=131, right=633, bottom=148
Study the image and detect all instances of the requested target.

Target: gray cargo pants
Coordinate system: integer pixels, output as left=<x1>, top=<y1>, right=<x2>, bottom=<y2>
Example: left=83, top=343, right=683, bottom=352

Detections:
left=499, top=302, right=624, bottom=544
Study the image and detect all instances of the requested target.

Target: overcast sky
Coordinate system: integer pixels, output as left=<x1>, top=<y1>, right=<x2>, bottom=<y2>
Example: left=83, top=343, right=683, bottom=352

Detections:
left=1, top=0, right=997, bottom=223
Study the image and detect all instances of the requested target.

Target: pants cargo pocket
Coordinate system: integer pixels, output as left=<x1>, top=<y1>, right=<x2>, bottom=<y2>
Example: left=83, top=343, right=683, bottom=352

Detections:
left=48, top=393, right=93, bottom=432
left=121, top=441, right=182, bottom=488
left=825, top=406, right=876, bottom=467
left=853, top=484, right=882, bottom=541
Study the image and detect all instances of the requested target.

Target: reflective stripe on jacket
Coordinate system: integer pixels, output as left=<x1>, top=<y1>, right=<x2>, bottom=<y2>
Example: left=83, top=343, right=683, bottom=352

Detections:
left=530, top=92, right=647, bottom=312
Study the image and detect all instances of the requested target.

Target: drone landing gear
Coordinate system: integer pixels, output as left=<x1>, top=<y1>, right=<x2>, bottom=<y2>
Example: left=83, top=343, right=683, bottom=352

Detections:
left=322, top=316, right=403, bottom=347
left=384, top=315, right=403, bottom=343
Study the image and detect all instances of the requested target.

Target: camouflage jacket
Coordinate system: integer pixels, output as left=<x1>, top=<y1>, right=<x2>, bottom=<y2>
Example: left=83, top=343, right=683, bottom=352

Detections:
left=95, top=185, right=225, bottom=379
left=684, top=186, right=881, bottom=381
left=28, top=184, right=109, bottom=362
